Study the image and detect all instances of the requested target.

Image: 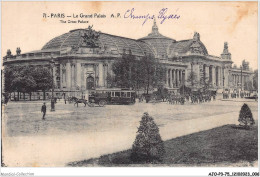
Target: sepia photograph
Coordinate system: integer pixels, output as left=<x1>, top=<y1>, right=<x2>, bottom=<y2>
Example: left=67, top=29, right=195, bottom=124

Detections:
left=0, top=1, right=258, bottom=176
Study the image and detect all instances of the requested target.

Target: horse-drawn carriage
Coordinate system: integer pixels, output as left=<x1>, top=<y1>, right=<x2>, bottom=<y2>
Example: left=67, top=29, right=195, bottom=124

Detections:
left=70, top=94, right=106, bottom=107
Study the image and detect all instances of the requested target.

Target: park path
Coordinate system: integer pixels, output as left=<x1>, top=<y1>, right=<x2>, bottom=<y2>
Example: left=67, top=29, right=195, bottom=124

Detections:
left=2, top=100, right=258, bottom=167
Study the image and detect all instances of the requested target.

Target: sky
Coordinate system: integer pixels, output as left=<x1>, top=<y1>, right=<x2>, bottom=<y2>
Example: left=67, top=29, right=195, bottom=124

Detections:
left=1, top=1, right=258, bottom=69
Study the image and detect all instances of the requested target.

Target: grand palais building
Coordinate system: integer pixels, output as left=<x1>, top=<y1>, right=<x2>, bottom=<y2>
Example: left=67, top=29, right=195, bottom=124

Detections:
left=2, top=21, right=254, bottom=99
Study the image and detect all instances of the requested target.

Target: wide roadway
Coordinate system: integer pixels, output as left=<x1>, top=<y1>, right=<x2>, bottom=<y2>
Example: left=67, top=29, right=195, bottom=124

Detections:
left=2, top=98, right=258, bottom=167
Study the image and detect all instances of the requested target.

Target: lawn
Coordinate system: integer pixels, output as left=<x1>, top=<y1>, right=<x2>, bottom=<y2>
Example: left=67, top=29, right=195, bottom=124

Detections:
left=68, top=124, right=258, bottom=167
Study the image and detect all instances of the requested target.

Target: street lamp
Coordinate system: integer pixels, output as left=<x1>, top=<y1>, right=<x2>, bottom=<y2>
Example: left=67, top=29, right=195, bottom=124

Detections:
left=49, top=57, right=56, bottom=111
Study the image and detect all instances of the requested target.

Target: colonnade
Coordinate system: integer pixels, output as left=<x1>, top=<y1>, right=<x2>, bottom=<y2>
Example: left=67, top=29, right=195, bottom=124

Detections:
left=165, top=68, right=185, bottom=88
left=186, top=63, right=229, bottom=88
left=52, top=61, right=235, bottom=91
left=231, top=74, right=250, bottom=87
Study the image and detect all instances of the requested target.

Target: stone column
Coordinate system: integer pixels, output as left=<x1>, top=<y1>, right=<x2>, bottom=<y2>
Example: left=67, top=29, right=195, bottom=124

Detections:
left=94, top=64, right=99, bottom=88
left=182, top=70, right=186, bottom=85
left=172, top=69, right=175, bottom=87
left=165, top=68, right=168, bottom=87
left=179, top=70, right=182, bottom=86
left=103, top=63, right=108, bottom=87
left=224, top=67, right=229, bottom=87
left=107, top=63, right=113, bottom=79
left=235, top=74, right=237, bottom=86
left=212, top=66, right=216, bottom=87
left=219, top=67, right=222, bottom=86
left=76, top=63, right=81, bottom=89
left=175, top=70, right=178, bottom=87
left=60, top=64, right=63, bottom=88
left=81, top=64, right=85, bottom=89
left=205, top=65, right=209, bottom=82
left=99, top=63, right=104, bottom=87
left=66, top=62, right=71, bottom=89
left=71, top=64, right=74, bottom=89
left=193, top=64, right=200, bottom=83
left=184, top=69, right=188, bottom=85
left=53, top=66, right=57, bottom=88
left=176, top=69, right=179, bottom=87
left=218, top=67, right=222, bottom=87
left=241, top=74, right=243, bottom=89
left=169, top=69, right=173, bottom=88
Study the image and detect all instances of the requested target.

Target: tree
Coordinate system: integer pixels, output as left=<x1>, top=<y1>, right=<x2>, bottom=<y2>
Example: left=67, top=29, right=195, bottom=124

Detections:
left=131, top=112, right=165, bottom=163
left=112, top=52, right=136, bottom=88
left=186, top=71, right=199, bottom=89
left=31, top=66, right=53, bottom=100
left=238, top=104, right=255, bottom=129
left=200, top=74, right=210, bottom=92
left=31, top=66, right=52, bottom=91
left=4, top=65, right=52, bottom=100
left=156, top=86, right=168, bottom=101
left=4, top=65, right=16, bottom=93
left=106, top=72, right=115, bottom=88
left=138, top=54, right=166, bottom=94
left=244, top=81, right=253, bottom=91
left=112, top=53, right=165, bottom=94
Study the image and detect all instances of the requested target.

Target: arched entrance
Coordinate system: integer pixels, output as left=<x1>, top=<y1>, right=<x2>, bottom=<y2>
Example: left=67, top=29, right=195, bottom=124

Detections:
left=86, top=76, right=94, bottom=90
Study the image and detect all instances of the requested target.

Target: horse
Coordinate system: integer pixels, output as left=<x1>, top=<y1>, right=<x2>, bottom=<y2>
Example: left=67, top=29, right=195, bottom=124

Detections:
left=74, top=98, right=88, bottom=107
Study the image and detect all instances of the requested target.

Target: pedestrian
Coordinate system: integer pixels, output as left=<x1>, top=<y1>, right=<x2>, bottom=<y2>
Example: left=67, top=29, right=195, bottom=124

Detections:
left=41, top=102, right=46, bottom=120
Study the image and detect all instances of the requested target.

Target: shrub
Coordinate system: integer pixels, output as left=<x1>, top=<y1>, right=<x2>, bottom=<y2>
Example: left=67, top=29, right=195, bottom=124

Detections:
left=131, top=112, right=165, bottom=163
left=238, top=104, right=255, bottom=128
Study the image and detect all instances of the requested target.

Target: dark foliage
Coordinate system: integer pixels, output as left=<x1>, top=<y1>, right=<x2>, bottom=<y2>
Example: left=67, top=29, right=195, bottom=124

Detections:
left=238, top=104, right=255, bottom=128
left=131, top=112, right=165, bottom=163
left=112, top=53, right=136, bottom=88
left=4, top=65, right=52, bottom=93
left=112, top=53, right=166, bottom=93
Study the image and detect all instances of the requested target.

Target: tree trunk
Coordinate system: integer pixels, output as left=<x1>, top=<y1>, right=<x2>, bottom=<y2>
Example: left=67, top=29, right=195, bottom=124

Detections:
left=29, top=92, right=32, bottom=101
left=17, top=92, right=19, bottom=101
left=23, top=92, right=25, bottom=100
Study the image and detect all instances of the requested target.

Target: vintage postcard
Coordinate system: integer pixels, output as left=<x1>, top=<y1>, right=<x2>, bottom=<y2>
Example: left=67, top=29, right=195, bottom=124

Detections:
left=1, top=1, right=258, bottom=176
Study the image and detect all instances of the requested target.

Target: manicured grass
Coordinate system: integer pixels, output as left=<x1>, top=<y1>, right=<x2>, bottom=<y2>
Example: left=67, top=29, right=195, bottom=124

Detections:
left=68, top=124, right=258, bottom=167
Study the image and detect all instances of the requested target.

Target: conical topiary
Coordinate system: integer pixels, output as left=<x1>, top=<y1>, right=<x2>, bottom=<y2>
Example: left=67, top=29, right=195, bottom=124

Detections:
left=131, top=112, right=165, bottom=163
left=238, top=103, right=255, bottom=128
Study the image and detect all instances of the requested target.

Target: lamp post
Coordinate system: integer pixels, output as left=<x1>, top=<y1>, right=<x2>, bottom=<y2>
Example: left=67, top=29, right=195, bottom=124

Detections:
left=49, top=57, right=55, bottom=111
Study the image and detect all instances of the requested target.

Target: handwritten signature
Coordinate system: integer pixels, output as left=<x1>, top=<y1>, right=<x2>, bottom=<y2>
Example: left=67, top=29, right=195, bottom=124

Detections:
left=124, top=8, right=180, bottom=25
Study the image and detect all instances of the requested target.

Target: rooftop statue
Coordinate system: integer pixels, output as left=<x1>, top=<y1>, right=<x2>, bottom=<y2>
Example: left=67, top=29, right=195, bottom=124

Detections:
left=80, top=25, right=101, bottom=48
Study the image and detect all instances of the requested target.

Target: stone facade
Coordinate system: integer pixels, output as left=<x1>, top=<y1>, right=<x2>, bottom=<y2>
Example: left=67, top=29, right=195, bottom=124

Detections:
left=2, top=22, right=254, bottom=94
